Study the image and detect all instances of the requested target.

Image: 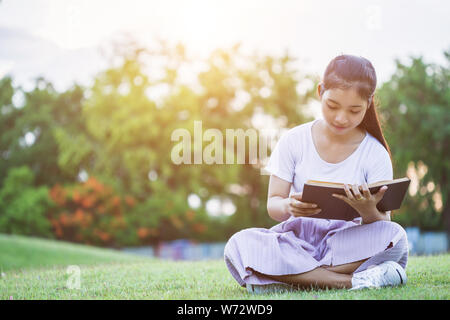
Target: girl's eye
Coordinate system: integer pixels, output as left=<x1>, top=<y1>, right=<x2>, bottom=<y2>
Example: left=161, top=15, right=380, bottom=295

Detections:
left=327, top=104, right=360, bottom=114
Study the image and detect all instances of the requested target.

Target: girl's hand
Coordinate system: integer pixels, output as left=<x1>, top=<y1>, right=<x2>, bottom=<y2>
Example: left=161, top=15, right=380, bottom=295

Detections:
left=285, top=192, right=321, bottom=217
left=331, top=183, right=388, bottom=217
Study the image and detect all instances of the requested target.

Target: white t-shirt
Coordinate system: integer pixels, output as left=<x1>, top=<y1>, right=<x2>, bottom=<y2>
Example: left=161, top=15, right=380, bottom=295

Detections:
left=264, top=119, right=393, bottom=197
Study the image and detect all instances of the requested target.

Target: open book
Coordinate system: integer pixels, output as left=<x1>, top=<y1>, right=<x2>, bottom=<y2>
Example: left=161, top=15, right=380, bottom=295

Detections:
left=301, top=177, right=411, bottom=221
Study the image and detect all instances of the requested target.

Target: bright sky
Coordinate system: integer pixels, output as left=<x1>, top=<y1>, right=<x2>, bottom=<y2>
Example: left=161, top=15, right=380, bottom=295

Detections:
left=0, top=0, right=449, bottom=91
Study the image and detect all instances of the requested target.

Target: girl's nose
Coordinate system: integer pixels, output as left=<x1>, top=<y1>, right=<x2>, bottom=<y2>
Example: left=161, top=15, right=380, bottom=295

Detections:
left=335, top=113, right=348, bottom=125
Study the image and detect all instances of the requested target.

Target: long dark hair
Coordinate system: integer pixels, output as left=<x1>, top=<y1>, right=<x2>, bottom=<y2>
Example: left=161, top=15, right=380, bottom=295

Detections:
left=321, top=54, right=392, bottom=161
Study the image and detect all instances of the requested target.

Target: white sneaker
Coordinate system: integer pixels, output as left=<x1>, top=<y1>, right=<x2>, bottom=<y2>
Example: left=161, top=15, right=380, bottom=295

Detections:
left=246, top=283, right=294, bottom=294
left=350, top=261, right=407, bottom=290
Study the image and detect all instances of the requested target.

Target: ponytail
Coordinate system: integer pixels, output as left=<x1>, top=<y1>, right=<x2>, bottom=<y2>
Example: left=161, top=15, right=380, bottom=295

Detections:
left=358, top=95, right=392, bottom=164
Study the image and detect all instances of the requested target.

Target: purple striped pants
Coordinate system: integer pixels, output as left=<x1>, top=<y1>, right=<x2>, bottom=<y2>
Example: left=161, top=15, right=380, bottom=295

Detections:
left=224, top=217, right=409, bottom=286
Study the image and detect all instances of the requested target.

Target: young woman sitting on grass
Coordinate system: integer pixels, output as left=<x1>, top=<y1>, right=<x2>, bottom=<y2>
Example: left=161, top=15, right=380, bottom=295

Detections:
left=224, top=54, right=409, bottom=293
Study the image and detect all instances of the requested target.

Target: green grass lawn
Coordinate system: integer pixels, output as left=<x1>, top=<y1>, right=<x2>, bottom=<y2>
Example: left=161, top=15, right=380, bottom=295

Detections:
left=0, top=233, right=449, bottom=299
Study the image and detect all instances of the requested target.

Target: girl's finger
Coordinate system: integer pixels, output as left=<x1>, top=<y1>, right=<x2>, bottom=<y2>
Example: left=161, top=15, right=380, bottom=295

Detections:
left=332, top=193, right=349, bottom=203
left=344, top=184, right=355, bottom=200
left=351, top=184, right=363, bottom=199
left=362, top=182, right=371, bottom=198
left=290, top=192, right=303, bottom=201
left=375, top=186, right=388, bottom=200
left=290, top=206, right=321, bottom=214
left=291, top=208, right=322, bottom=216
left=290, top=199, right=317, bottom=209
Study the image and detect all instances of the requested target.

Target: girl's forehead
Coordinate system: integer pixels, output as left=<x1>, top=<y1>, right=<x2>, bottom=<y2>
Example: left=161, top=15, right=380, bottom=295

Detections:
left=325, top=87, right=366, bottom=103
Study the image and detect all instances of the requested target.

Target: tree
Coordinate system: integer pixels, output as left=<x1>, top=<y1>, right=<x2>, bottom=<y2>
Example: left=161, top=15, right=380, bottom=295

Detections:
left=0, top=76, right=85, bottom=188
left=0, top=166, right=53, bottom=237
left=377, top=49, right=450, bottom=233
left=53, top=39, right=317, bottom=241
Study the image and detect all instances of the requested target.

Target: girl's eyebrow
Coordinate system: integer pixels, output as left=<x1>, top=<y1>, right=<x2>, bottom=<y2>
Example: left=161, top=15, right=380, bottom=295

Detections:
left=327, top=98, right=363, bottom=108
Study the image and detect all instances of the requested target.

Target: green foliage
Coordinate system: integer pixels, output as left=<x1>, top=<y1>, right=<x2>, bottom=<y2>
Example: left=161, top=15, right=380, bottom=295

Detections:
left=0, top=77, right=85, bottom=188
left=378, top=50, right=450, bottom=230
left=50, top=40, right=316, bottom=243
left=2, top=40, right=449, bottom=245
left=0, top=166, right=53, bottom=237
left=125, top=188, right=211, bottom=244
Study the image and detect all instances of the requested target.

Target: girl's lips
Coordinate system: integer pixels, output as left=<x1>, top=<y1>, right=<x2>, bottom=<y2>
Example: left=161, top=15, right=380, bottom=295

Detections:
left=333, top=124, right=347, bottom=130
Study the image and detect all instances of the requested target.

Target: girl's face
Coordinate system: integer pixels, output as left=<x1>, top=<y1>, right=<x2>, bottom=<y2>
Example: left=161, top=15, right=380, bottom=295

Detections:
left=319, top=86, right=370, bottom=136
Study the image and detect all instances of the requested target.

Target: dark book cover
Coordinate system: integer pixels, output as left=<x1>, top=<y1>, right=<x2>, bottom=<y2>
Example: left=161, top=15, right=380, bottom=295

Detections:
left=301, top=177, right=411, bottom=221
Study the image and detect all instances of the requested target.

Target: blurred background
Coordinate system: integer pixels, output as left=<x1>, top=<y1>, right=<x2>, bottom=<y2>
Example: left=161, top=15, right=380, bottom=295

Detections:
left=0, top=0, right=449, bottom=260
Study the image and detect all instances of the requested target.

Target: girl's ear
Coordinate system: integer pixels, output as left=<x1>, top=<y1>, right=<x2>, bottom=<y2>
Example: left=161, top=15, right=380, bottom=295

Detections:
left=318, top=83, right=325, bottom=97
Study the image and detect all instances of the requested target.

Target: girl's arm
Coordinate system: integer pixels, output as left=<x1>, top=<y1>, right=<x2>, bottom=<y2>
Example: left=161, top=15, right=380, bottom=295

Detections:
left=266, top=175, right=292, bottom=222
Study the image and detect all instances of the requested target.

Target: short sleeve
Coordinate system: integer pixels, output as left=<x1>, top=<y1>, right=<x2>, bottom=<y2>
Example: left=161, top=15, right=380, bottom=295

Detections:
left=264, top=131, right=296, bottom=183
left=365, top=145, right=393, bottom=184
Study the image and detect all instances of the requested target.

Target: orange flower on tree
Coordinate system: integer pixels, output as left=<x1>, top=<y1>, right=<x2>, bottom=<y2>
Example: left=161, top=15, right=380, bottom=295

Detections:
left=49, top=184, right=66, bottom=205
left=192, top=223, right=206, bottom=234
left=111, top=196, right=121, bottom=207
left=72, top=190, right=81, bottom=203
left=81, top=195, right=95, bottom=208
left=97, top=205, right=106, bottom=214
left=137, top=227, right=150, bottom=239
left=110, top=216, right=126, bottom=230
left=94, top=229, right=111, bottom=242
left=50, top=218, right=60, bottom=229
left=59, top=212, right=72, bottom=227
left=185, top=210, right=195, bottom=221
left=74, top=209, right=91, bottom=227
left=48, top=178, right=136, bottom=244
left=74, top=209, right=84, bottom=223
left=125, top=195, right=136, bottom=207
left=83, top=214, right=93, bottom=227
left=85, top=177, right=104, bottom=193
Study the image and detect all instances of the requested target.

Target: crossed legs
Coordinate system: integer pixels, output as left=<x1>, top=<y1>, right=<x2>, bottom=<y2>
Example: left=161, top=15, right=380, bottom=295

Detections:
left=258, top=258, right=368, bottom=290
